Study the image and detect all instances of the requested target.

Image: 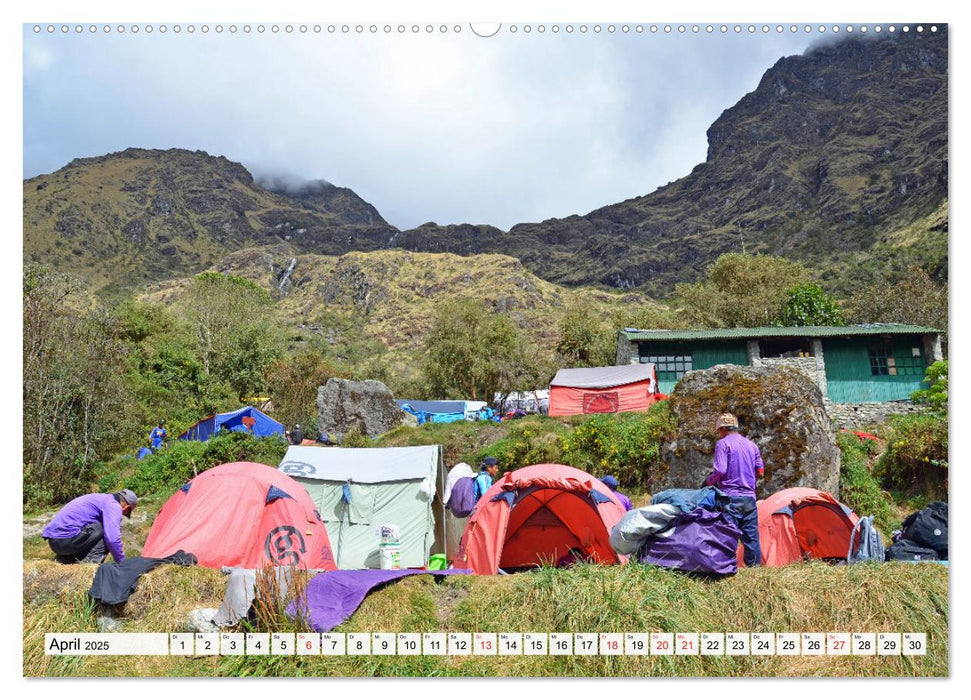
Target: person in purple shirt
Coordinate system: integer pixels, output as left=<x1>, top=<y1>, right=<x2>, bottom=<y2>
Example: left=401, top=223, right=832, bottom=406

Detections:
left=42, top=489, right=138, bottom=564
left=706, top=413, right=764, bottom=567
left=601, top=475, right=633, bottom=511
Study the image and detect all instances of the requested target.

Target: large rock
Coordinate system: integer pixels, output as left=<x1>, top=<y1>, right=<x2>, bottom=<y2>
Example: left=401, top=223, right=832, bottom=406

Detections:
left=317, top=378, right=407, bottom=443
left=660, top=364, right=841, bottom=497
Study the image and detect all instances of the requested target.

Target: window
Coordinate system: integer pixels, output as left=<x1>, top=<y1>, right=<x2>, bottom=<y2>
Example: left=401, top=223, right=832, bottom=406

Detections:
left=869, top=344, right=925, bottom=377
left=869, top=346, right=890, bottom=375
left=642, top=353, right=693, bottom=379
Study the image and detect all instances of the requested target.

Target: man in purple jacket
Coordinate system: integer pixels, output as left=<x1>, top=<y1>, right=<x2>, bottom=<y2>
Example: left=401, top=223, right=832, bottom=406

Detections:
left=706, top=413, right=764, bottom=567
left=42, top=489, right=138, bottom=564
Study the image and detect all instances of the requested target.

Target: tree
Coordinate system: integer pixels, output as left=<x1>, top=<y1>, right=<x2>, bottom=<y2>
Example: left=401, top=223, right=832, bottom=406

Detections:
left=264, top=349, right=337, bottom=430
left=23, top=265, right=130, bottom=504
left=555, top=301, right=613, bottom=367
left=176, top=272, right=283, bottom=397
left=421, top=298, right=540, bottom=401
left=675, top=253, right=811, bottom=327
left=846, top=266, right=947, bottom=333
left=774, top=283, right=845, bottom=327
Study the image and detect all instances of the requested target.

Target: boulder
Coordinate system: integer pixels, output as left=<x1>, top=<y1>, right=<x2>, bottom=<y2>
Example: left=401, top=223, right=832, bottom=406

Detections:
left=185, top=607, right=221, bottom=633
left=97, top=614, right=124, bottom=633
left=660, top=364, right=841, bottom=497
left=317, top=378, right=407, bottom=443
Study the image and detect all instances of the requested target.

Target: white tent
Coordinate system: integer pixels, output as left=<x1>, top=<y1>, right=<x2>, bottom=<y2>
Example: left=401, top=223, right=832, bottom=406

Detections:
left=278, top=445, right=446, bottom=569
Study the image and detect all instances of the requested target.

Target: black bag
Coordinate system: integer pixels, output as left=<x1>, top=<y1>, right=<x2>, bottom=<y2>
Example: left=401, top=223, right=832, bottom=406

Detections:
left=901, top=501, right=948, bottom=558
left=885, top=539, right=939, bottom=562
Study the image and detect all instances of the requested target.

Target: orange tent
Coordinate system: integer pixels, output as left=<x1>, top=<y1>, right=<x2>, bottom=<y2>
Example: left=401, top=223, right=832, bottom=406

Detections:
left=142, top=462, right=337, bottom=570
left=454, top=464, right=629, bottom=574
left=744, top=487, right=860, bottom=567
left=548, top=364, right=660, bottom=416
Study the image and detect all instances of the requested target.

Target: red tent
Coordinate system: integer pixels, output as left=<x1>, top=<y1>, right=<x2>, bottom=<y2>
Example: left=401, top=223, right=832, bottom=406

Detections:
left=454, top=464, right=629, bottom=574
left=142, top=462, right=337, bottom=570
left=744, top=487, right=860, bottom=567
left=548, top=364, right=660, bottom=416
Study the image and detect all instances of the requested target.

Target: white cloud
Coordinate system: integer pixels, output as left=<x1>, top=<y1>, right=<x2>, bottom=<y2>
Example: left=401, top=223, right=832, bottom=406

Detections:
left=22, top=27, right=818, bottom=230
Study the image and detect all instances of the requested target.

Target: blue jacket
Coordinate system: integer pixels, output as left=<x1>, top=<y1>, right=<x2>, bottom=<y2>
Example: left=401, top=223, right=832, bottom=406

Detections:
left=473, top=472, right=494, bottom=502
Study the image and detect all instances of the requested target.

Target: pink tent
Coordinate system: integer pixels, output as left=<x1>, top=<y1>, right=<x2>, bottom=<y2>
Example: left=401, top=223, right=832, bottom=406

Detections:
left=143, top=462, right=337, bottom=570
left=455, top=464, right=629, bottom=574
left=548, top=364, right=660, bottom=416
left=741, top=487, right=860, bottom=567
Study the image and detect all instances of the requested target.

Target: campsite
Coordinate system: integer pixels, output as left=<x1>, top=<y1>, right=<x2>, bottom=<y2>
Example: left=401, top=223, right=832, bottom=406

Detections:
left=23, top=399, right=949, bottom=677
left=22, top=21, right=949, bottom=681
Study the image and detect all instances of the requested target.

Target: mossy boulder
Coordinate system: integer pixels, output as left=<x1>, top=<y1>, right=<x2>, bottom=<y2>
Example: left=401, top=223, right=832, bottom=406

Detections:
left=661, top=364, right=840, bottom=497
left=317, top=378, right=406, bottom=443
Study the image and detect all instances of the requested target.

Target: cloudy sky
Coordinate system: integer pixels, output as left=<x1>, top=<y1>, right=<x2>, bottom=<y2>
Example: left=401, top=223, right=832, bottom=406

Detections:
left=23, top=24, right=820, bottom=230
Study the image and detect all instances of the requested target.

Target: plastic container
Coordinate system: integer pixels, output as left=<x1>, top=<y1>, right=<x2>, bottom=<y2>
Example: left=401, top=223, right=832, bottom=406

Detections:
left=379, top=542, right=402, bottom=570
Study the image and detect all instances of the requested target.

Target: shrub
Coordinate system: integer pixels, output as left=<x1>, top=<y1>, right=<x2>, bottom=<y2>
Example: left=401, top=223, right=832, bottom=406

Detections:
left=837, top=433, right=898, bottom=534
left=875, top=413, right=948, bottom=500
left=468, top=420, right=568, bottom=474
left=560, top=402, right=675, bottom=490
left=910, top=360, right=947, bottom=412
left=102, top=431, right=289, bottom=498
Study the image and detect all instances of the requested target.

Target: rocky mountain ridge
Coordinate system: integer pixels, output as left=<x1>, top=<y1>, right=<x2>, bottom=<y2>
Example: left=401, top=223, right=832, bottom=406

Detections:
left=23, top=28, right=947, bottom=297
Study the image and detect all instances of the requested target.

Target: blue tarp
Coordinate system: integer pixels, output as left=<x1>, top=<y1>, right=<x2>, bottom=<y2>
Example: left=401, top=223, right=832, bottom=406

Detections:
left=178, top=406, right=285, bottom=442
left=396, top=400, right=498, bottom=425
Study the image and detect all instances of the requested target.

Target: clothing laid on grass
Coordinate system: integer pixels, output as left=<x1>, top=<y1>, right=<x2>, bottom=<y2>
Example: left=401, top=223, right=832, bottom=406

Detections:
left=88, top=550, right=197, bottom=605
left=287, top=568, right=472, bottom=632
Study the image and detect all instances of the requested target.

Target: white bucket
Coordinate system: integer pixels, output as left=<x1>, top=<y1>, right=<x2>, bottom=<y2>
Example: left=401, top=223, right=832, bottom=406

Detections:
left=379, top=543, right=402, bottom=570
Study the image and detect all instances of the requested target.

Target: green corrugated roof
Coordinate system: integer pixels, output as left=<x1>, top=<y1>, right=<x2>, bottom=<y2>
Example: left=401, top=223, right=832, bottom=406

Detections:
left=620, top=324, right=941, bottom=342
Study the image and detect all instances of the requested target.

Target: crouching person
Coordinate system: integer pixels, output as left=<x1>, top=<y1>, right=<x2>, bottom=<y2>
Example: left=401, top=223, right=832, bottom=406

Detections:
left=707, top=413, right=763, bottom=567
left=42, top=489, right=138, bottom=564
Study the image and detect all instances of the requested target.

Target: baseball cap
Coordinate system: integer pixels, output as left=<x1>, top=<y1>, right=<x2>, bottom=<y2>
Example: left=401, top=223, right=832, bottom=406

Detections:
left=118, top=489, right=139, bottom=514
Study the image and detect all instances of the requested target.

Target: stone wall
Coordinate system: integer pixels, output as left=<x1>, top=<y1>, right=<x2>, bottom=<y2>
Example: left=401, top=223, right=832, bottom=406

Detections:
left=752, top=356, right=826, bottom=394
left=825, top=400, right=924, bottom=430
left=616, top=333, right=636, bottom=366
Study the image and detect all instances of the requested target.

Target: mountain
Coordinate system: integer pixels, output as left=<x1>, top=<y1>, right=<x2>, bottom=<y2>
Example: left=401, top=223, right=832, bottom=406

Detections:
left=23, top=148, right=396, bottom=295
left=23, top=28, right=947, bottom=297
left=409, top=28, right=948, bottom=294
left=139, top=246, right=669, bottom=358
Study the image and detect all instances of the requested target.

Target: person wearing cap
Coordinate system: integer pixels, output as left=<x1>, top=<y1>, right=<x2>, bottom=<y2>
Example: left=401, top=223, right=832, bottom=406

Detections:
left=42, top=490, right=139, bottom=564
left=473, top=457, right=499, bottom=502
left=707, top=412, right=764, bottom=567
left=149, top=420, right=167, bottom=452
left=601, top=475, right=633, bottom=512
left=290, top=424, right=304, bottom=445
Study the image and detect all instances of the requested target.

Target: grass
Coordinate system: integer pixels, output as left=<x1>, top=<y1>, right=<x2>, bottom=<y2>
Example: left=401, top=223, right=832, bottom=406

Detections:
left=23, top=558, right=948, bottom=677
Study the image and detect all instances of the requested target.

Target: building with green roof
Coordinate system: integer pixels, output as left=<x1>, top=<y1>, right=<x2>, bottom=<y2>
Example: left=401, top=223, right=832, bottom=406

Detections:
left=616, top=324, right=943, bottom=404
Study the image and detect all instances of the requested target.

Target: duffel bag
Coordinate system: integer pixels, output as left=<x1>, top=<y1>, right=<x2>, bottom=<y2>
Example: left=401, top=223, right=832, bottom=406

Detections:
left=901, top=501, right=948, bottom=558
left=885, top=539, right=939, bottom=562
left=640, top=508, right=741, bottom=575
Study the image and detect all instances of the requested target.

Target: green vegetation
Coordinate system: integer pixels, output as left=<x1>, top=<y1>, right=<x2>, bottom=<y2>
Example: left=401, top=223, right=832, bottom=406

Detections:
left=421, top=298, right=549, bottom=402
left=911, top=360, right=947, bottom=411
left=675, top=253, right=813, bottom=327
left=560, top=404, right=675, bottom=491
left=846, top=265, right=948, bottom=334
left=97, top=431, right=289, bottom=499
left=775, top=283, right=845, bottom=327
left=837, top=433, right=898, bottom=534
left=23, top=265, right=130, bottom=504
left=875, top=414, right=948, bottom=501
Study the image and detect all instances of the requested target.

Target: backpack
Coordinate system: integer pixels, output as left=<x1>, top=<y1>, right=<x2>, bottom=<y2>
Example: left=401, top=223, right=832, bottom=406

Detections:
left=885, top=539, right=939, bottom=562
left=847, top=515, right=885, bottom=563
left=901, top=501, right=948, bottom=558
